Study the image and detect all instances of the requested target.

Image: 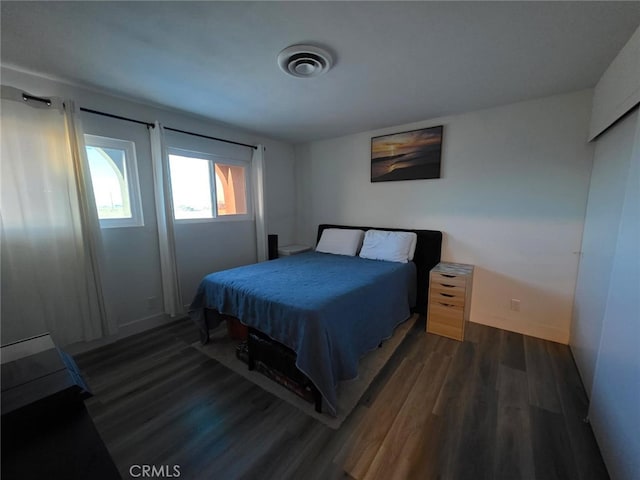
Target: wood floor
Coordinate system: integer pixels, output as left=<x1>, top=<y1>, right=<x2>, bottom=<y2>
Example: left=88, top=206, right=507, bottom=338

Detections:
left=75, top=317, right=609, bottom=480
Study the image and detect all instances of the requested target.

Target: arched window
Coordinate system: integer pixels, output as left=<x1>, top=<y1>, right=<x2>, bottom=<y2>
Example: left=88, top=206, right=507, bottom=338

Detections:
left=86, top=146, right=130, bottom=217
left=85, top=135, right=143, bottom=227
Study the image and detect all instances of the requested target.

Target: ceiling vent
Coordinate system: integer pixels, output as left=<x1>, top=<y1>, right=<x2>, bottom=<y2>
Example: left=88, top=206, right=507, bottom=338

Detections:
left=277, top=44, right=333, bottom=78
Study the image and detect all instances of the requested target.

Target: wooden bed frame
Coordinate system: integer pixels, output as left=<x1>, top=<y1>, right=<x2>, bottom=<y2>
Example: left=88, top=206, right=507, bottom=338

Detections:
left=206, top=224, right=442, bottom=413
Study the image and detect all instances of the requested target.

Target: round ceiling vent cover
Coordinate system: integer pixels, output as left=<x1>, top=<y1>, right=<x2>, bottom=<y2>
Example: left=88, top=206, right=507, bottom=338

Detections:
left=277, top=44, right=333, bottom=78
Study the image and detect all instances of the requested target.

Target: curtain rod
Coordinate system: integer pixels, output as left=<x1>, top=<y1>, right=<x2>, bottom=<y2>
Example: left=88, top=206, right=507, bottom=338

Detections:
left=163, top=126, right=257, bottom=150
left=79, top=107, right=258, bottom=150
left=22, top=93, right=52, bottom=106
left=80, top=107, right=154, bottom=128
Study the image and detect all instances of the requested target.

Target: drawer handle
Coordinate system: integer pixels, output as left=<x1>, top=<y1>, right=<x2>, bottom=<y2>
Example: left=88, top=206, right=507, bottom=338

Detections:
left=441, top=274, right=456, bottom=278
left=438, top=302, right=455, bottom=307
left=440, top=283, right=456, bottom=288
left=440, top=293, right=455, bottom=298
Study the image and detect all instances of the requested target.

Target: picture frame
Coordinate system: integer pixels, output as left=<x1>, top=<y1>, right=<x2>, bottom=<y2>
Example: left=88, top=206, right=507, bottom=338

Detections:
left=371, top=125, right=443, bottom=182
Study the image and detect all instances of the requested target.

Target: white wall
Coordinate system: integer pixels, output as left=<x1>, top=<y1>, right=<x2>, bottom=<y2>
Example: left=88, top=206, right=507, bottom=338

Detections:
left=588, top=112, right=639, bottom=480
left=1, top=66, right=296, bottom=340
left=295, top=90, right=595, bottom=343
left=570, top=110, right=638, bottom=394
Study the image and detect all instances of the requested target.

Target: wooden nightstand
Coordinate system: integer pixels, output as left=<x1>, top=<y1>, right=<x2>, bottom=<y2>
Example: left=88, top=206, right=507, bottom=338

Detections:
left=426, top=262, right=474, bottom=341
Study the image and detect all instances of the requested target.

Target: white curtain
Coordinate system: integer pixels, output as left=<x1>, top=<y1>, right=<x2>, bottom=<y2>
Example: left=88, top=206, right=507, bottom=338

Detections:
left=150, top=122, right=183, bottom=316
left=0, top=86, right=111, bottom=346
left=252, top=144, right=268, bottom=262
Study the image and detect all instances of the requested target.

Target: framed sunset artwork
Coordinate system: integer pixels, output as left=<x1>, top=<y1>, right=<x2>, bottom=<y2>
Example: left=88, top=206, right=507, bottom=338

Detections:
left=371, top=125, right=443, bottom=182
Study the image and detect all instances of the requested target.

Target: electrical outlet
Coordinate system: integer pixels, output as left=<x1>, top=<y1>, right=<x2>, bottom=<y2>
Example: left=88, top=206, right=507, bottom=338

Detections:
left=510, top=299, right=521, bottom=312
left=146, top=296, right=158, bottom=311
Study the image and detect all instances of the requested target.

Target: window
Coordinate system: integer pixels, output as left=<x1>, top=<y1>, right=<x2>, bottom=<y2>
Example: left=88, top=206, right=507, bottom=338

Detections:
left=168, top=149, right=250, bottom=221
left=84, top=135, right=143, bottom=227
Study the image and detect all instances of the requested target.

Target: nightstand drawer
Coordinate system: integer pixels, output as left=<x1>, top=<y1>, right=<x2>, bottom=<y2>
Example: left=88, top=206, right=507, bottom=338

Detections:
left=428, top=317, right=464, bottom=340
left=429, top=283, right=467, bottom=298
left=429, top=292, right=465, bottom=310
left=430, top=282, right=466, bottom=295
left=429, top=302, right=464, bottom=319
left=431, top=272, right=467, bottom=288
left=428, top=304, right=464, bottom=341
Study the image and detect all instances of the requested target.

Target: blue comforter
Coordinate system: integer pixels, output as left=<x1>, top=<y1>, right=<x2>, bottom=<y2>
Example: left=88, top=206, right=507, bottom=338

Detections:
left=189, top=251, right=416, bottom=416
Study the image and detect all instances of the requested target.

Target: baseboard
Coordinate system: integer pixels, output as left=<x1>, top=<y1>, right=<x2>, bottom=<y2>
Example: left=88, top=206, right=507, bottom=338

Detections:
left=469, top=314, right=570, bottom=344
left=65, top=313, right=181, bottom=355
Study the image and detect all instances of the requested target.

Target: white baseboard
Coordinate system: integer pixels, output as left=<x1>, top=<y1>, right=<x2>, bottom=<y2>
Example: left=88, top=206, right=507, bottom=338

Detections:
left=469, top=314, right=569, bottom=344
left=65, top=313, right=186, bottom=355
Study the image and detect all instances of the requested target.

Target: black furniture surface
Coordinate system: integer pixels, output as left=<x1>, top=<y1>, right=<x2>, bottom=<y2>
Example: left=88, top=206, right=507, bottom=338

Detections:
left=1, top=334, right=121, bottom=480
left=268, top=234, right=279, bottom=260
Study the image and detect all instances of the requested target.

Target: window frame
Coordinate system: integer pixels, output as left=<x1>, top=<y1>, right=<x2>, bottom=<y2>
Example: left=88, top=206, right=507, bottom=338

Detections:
left=167, top=147, right=252, bottom=223
left=84, top=134, right=144, bottom=228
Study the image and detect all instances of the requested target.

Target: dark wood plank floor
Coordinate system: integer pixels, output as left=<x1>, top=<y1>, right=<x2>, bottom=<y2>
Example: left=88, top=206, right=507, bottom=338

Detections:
left=75, top=318, right=609, bottom=480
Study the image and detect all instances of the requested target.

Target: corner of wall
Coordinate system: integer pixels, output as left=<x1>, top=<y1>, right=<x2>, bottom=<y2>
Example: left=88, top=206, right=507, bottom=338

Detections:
left=589, top=25, right=640, bottom=139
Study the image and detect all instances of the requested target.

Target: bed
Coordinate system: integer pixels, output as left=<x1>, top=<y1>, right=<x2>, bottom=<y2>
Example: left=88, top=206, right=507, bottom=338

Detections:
left=189, top=224, right=442, bottom=416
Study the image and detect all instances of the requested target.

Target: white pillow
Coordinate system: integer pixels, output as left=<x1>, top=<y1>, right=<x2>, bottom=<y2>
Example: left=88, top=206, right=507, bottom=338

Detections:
left=316, top=228, right=365, bottom=256
left=359, top=230, right=417, bottom=263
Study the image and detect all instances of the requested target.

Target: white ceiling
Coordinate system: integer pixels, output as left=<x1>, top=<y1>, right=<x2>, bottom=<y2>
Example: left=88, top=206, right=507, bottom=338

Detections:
left=1, top=1, right=639, bottom=143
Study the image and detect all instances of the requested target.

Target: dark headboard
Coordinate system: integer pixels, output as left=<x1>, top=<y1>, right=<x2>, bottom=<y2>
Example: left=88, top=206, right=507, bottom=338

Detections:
left=317, top=224, right=442, bottom=314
